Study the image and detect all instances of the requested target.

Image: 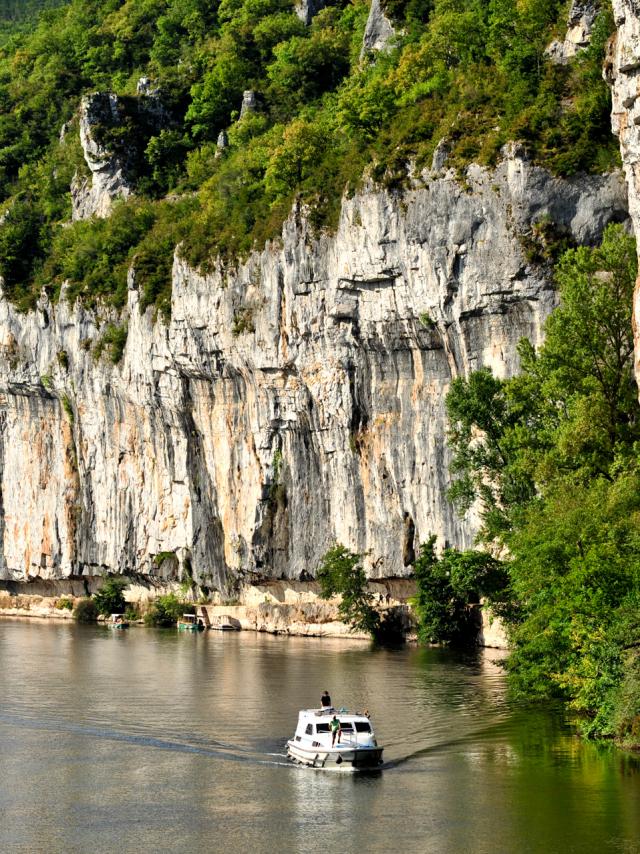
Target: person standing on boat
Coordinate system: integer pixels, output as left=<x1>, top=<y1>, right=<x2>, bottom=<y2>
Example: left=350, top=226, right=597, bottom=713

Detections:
left=321, top=690, right=332, bottom=708
left=330, top=715, right=341, bottom=747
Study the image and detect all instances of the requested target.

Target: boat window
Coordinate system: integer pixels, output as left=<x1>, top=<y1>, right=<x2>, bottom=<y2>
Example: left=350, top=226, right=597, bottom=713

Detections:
left=355, top=721, right=371, bottom=733
left=340, top=722, right=353, bottom=731
left=305, top=723, right=313, bottom=735
left=316, top=723, right=330, bottom=733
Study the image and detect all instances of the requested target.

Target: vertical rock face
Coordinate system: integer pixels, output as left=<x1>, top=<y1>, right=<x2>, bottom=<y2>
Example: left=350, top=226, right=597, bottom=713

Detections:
left=361, top=0, right=396, bottom=56
left=609, top=0, right=640, bottom=383
left=546, top=0, right=599, bottom=64
left=71, top=94, right=133, bottom=221
left=239, top=90, right=259, bottom=118
left=295, top=0, right=326, bottom=26
left=0, top=152, right=626, bottom=590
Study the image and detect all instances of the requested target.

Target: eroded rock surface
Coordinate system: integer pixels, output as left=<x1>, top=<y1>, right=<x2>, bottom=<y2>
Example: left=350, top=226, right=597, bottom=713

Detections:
left=71, top=93, right=133, bottom=221
left=295, top=0, right=326, bottom=25
left=361, top=0, right=396, bottom=56
left=610, top=0, right=640, bottom=384
left=546, top=0, right=599, bottom=64
left=0, top=153, right=627, bottom=590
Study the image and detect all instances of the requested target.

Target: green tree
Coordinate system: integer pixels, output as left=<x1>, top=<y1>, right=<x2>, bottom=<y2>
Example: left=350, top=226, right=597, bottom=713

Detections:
left=317, top=543, right=381, bottom=637
left=446, top=223, right=638, bottom=539
left=412, top=536, right=509, bottom=644
left=144, top=592, right=185, bottom=627
left=444, top=224, right=640, bottom=742
left=93, top=577, right=128, bottom=616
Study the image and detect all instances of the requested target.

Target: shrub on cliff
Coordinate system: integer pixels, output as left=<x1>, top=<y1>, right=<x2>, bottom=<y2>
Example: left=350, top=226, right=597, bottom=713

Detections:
left=144, top=593, right=185, bottom=628
left=73, top=597, right=98, bottom=623
left=0, top=0, right=621, bottom=311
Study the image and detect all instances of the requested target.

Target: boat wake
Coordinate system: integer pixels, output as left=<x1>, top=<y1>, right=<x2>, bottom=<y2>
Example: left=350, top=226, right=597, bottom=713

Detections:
left=0, top=707, right=291, bottom=768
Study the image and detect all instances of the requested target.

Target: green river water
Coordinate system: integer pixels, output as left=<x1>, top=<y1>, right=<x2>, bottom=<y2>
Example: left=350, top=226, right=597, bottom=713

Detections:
left=0, top=618, right=639, bottom=853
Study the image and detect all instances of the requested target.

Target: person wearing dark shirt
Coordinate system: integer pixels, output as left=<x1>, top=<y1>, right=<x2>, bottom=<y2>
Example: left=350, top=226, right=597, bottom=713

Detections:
left=321, top=690, right=331, bottom=708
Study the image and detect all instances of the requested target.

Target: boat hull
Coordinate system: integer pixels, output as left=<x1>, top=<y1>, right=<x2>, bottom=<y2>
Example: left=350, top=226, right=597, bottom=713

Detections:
left=286, top=741, right=383, bottom=771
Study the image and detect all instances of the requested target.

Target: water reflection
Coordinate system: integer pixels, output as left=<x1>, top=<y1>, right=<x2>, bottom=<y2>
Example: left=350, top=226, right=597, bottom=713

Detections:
left=0, top=619, right=639, bottom=853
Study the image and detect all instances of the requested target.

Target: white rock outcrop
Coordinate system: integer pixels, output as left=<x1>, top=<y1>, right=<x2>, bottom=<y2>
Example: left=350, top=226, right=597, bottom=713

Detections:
left=0, top=152, right=627, bottom=590
left=361, top=0, right=396, bottom=56
left=609, top=0, right=640, bottom=385
left=71, top=93, right=133, bottom=221
left=546, top=0, right=599, bottom=64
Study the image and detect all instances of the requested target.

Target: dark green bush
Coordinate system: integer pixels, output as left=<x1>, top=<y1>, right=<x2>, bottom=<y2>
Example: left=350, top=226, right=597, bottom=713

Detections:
left=93, top=577, right=128, bottom=617
left=144, top=593, right=185, bottom=628
left=73, top=597, right=98, bottom=623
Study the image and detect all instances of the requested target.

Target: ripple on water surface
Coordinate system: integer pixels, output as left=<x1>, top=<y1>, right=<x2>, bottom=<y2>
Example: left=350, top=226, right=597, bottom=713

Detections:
left=0, top=619, right=639, bottom=854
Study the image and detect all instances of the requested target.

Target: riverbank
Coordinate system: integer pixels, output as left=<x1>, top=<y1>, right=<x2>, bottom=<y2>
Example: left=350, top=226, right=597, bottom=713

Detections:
left=0, top=579, right=508, bottom=647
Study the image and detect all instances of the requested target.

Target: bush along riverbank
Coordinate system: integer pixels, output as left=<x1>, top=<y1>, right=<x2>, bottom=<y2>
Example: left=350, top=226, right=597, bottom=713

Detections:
left=413, top=224, right=640, bottom=749
left=0, top=577, right=425, bottom=640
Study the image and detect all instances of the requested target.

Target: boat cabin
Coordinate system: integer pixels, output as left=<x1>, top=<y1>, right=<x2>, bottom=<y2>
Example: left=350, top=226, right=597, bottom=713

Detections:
left=178, top=613, right=205, bottom=631
left=291, top=708, right=377, bottom=751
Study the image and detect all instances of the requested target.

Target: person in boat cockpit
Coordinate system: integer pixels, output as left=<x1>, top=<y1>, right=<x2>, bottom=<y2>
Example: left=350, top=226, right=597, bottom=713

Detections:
left=330, top=715, right=341, bottom=746
left=321, top=690, right=332, bottom=708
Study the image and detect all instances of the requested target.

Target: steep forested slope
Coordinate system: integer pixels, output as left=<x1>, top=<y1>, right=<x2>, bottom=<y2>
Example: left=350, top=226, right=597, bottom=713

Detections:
left=0, top=0, right=619, bottom=314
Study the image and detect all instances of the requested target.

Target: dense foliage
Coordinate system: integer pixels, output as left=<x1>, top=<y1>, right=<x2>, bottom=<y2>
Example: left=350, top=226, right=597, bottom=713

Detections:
left=317, top=543, right=381, bottom=635
left=412, top=536, right=510, bottom=644
left=143, top=592, right=186, bottom=627
left=317, top=543, right=405, bottom=642
left=0, top=0, right=620, bottom=313
left=438, top=224, right=640, bottom=745
left=73, top=596, right=98, bottom=622
left=92, top=576, right=127, bottom=616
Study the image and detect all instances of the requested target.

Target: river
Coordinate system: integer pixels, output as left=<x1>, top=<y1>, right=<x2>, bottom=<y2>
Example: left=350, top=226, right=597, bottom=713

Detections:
left=0, top=618, right=639, bottom=853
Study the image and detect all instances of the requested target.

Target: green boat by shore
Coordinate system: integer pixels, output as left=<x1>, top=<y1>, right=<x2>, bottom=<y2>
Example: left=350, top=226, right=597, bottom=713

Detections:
left=177, top=614, right=205, bottom=632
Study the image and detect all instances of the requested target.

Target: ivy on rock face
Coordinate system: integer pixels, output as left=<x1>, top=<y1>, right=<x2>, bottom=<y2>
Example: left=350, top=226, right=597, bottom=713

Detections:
left=0, top=0, right=621, bottom=313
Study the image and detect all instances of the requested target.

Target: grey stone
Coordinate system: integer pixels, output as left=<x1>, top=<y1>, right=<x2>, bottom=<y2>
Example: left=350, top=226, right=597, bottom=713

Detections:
left=71, top=93, right=132, bottom=221
left=295, top=0, right=326, bottom=25
left=0, top=151, right=627, bottom=590
left=545, top=0, right=599, bottom=64
left=609, top=0, right=640, bottom=387
left=240, top=90, right=259, bottom=119
left=361, top=0, right=396, bottom=57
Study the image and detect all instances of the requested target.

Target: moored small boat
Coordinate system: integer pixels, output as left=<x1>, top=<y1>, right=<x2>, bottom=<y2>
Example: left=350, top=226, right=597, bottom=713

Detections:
left=287, top=707, right=383, bottom=771
left=108, top=613, right=129, bottom=629
left=177, top=613, right=205, bottom=632
left=209, top=614, right=241, bottom=631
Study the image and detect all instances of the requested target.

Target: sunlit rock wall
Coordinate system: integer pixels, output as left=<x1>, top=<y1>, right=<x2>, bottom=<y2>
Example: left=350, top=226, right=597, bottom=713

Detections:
left=0, top=151, right=627, bottom=590
left=610, top=0, right=640, bottom=386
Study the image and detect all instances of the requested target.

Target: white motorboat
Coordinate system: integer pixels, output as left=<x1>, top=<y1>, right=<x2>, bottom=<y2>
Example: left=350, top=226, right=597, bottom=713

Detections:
left=287, top=707, right=383, bottom=771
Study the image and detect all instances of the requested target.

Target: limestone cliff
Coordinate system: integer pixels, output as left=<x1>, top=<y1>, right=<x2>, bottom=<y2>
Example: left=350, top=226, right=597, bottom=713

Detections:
left=610, top=0, right=640, bottom=385
left=0, top=148, right=626, bottom=592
